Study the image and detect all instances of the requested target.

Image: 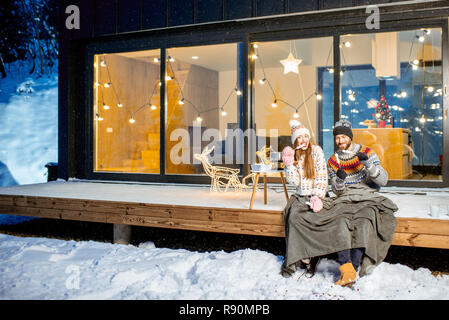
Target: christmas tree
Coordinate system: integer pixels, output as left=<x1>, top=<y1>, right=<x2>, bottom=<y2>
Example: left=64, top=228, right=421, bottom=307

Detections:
left=372, top=95, right=391, bottom=126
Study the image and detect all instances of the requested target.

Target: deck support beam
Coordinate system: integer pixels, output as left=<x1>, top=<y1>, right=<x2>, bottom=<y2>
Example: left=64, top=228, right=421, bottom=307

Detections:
left=113, top=224, right=131, bottom=245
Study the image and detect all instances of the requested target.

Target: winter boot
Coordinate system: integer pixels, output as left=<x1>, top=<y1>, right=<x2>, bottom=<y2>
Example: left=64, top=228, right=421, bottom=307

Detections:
left=335, top=262, right=357, bottom=287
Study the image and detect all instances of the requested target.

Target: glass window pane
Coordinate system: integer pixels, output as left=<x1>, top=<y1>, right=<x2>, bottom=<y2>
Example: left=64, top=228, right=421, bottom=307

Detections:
left=253, top=37, right=334, bottom=160
left=165, top=43, right=241, bottom=175
left=93, top=49, right=161, bottom=174
left=339, top=28, right=442, bottom=181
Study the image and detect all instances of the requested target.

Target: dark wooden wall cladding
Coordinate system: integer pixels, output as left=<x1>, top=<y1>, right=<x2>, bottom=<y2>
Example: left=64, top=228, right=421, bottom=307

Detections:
left=63, top=0, right=417, bottom=39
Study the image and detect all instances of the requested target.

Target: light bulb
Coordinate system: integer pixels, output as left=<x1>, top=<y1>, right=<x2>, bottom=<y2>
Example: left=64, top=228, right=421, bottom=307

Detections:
left=117, top=103, right=123, bottom=108
left=104, top=82, right=111, bottom=88
left=129, top=117, right=135, bottom=124
left=418, top=36, right=425, bottom=42
left=419, top=115, right=426, bottom=123
left=427, top=86, right=434, bottom=93
left=165, top=75, right=172, bottom=81
left=154, top=57, right=160, bottom=63
left=168, top=56, right=175, bottom=62
left=293, top=112, right=299, bottom=118
left=94, top=82, right=100, bottom=87
left=328, top=68, right=334, bottom=73
left=413, top=59, right=419, bottom=65
left=151, top=105, right=157, bottom=110
left=191, top=56, right=199, bottom=60
left=412, top=64, right=418, bottom=70
left=103, top=104, right=110, bottom=110
left=96, top=113, right=103, bottom=121
left=316, top=93, right=322, bottom=100
left=100, top=60, right=106, bottom=67
left=344, top=41, right=351, bottom=48
left=221, top=109, right=227, bottom=116
left=178, top=99, right=184, bottom=105
left=259, top=78, right=266, bottom=85
left=272, top=100, right=278, bottom=108
left=196, top=115, right=203, bottom=122
left=235, top=88, right=242, bottom=95
left=251, top=54, right=258, bottom=60
left=158, top=81, right=162, bottom=86
left=253, top=43, right=258, bottom=49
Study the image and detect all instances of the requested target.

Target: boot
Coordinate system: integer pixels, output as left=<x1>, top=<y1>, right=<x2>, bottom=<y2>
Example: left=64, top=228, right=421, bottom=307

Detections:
left=335, top=262, right=357, bottom=287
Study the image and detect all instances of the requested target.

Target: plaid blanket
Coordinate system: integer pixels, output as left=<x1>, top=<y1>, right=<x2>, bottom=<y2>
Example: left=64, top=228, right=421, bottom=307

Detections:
left=282, top=186, right=398, bottom=277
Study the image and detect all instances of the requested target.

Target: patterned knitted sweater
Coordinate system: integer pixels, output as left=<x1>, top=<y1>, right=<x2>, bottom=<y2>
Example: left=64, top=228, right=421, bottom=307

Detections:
left=328, top=143, right=388, bottom=196
left=284, top=145, right=328, bottom=199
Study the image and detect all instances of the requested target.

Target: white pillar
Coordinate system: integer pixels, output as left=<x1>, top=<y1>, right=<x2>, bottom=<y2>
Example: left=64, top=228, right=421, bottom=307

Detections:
left=113, top=224, right=131, bottom=245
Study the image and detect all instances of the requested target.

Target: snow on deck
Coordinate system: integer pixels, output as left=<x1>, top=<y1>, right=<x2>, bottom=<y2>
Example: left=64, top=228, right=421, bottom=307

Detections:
left=0, top=179, right=448, bottom=220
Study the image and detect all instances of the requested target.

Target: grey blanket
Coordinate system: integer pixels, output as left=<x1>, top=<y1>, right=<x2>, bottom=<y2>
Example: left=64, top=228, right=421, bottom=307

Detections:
left=282, top=187, right=398, bottom=277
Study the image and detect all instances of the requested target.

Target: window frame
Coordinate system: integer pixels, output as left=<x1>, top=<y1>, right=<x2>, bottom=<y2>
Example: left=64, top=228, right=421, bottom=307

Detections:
left=79, top=16, right=448, bottom=187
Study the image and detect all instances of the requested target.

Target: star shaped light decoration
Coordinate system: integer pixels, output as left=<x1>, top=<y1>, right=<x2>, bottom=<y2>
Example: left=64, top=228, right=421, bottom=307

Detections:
left=280, top=52, right=302, bottom=74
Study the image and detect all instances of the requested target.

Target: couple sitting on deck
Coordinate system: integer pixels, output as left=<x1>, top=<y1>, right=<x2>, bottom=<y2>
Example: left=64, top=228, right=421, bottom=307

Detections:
left=280, top=119, right=398, bottom=287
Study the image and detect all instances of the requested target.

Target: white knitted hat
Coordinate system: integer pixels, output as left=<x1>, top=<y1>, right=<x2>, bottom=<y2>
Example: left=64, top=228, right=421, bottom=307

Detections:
left=290, top=120, right=310, bottom=144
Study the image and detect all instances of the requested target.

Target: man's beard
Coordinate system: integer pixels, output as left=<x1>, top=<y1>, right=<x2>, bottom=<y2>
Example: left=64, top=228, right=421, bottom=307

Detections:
left=338, top=142, right=351, bottom=151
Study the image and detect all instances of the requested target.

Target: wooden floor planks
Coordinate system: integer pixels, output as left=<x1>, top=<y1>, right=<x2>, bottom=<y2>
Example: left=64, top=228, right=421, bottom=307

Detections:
left=0, top=194, right=448, bottom=249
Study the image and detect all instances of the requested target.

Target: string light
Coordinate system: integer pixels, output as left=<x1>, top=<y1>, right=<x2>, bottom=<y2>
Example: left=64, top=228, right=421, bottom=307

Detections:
left=150, top=104, right=157, bottom=110
left=235, top=88, right=242, bottom=95
left=117, top=103, right=123, bottom=108
left=271, top=99, right=278, bottom=108
left=100, top=60, right=106, bottom=67
left=129, top=117, right=135, bottom=124
left=196, top=114, right=203, bottom=122
left=104, top=82, right=111, bottom=88
left=103, top=103, right=110, bottom=110
left=221, top=108, right=227, bottom=116
left=178, top=98, right=185, bottom=105
left=259, top=78, right=266, bottom=85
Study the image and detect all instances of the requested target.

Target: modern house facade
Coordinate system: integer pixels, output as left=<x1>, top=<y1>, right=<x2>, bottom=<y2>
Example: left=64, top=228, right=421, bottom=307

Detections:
left=58, top=0, right=449, bottom=188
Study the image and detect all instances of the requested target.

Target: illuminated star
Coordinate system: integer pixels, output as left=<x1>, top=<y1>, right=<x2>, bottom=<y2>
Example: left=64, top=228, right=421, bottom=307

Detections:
left=280, top=52, right=302, bottom=74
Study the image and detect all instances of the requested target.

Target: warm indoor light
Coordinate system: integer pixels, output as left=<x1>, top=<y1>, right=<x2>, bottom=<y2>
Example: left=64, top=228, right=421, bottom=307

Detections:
left=165, top=75, right=172, bottom=81
left=129, top=117, right=135, bottom=124
left=251, top=54, right=258, bottom=60
left=235, top=88, right=242, bottom=95
left=154, top=57, right=160, bottom=63
left=259, top=78, right=266, bottom=84
left=168, top=56, right=175, bottom=62
left=272, top=99, right=278, bottom=108
left=117, top=103, right=123, bottom=108
left=192, top=56, right=199, bottom=60
left=150, top=104, right=157, bottom=110
left=178, top=99, right=185, bottom=105
left=293, top=112, right=299, bottom=118
left=104, top=82, right=111, bottom=88
left=196, top=115, right=203, bottom=122
left=100, top=60, right=106, bottom=67
left=316, top=93, right=322, bottom=100
left=419, top=115, right=426, bottom=123
left=103, top=103, right=110, bottom=110
left=221, top=109, right=227, bottom=116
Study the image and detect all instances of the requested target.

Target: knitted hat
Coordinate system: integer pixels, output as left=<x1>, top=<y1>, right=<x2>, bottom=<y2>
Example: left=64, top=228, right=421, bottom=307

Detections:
left=290, top=120, right=311, bottom=144
left=333, top=119, right=353, bottom=140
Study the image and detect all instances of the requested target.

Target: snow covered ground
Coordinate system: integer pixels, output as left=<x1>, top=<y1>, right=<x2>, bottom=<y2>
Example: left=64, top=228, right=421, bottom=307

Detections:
left=0, top=233, right=448, bottom=300
left=0, top=62, right=449, bottom=301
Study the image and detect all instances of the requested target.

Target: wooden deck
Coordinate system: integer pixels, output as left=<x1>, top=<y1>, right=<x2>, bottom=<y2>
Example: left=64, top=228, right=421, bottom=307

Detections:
left=0, top=181, right=448, bottom=249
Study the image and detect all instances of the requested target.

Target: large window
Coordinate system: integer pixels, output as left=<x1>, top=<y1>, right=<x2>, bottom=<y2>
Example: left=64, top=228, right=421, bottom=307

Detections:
left=165, top=43, right=241, bottom=175
left=93, top=49, right=161, bottom=174
left=327, top=28, right=443, bottom=181
left=252, top=37, right=334, bottom=159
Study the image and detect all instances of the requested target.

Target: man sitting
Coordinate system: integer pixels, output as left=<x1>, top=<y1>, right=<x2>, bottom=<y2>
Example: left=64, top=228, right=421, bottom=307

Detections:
left=327, top=119, right=398, bottom=286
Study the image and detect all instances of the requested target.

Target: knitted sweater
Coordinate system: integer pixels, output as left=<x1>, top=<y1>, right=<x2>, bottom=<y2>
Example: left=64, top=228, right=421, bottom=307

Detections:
left=284, top=145, right=328, bottom=199
left=327, top=143, right=388, bottom=196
